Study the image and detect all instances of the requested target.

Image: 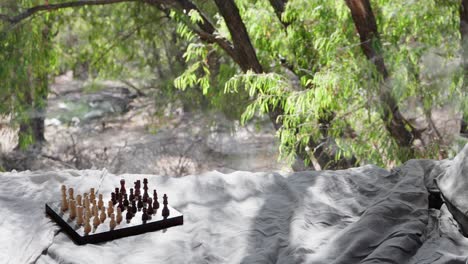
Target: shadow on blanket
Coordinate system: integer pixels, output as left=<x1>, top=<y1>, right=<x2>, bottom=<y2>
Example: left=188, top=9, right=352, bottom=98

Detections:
left=241, top=164, right=429, bottom=264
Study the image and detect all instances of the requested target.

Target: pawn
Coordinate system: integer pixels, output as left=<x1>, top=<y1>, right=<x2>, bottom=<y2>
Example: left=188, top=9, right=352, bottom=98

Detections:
left=131, top=200, right=137, bottom=215
left=84, top=216, right=92, bottom=235
left=147, top=198, right=154, bottom=215
left=100, top=207, right=107, bottom=223
left=137, top=196, right=143, bottom=211
left=126, top=209, right=133, bottom=223
left=68, top=188, right=74, bottom=201
left=84, top=197, right=90, bottom=210
left=109, top=214, right=116, bottom=230
left=129, top=188, right=134, bottom=201
left=61, top=193, right=68, bottom=212
left=118, top=196, right=125, bottom=212
left=162, top=194, right=170, bottom=219
left=76, top=195, right=82, bottom=206
left=93, top=213, right=100, bottom=228
left=76, top=206, right=84, bottom=226
left=142, top=207, right=149, bottom=223
left=61, top=185, right=67, bottom=197
left=111, top=192, right=116, bottom=205
left=116, top=207, right=123, bottom=224
left=153, top=190, right=159, bottom=210
left=107, top=201, right=114, bottom=217
left=69, top=200, right=77, bottom=219
left=120, top=179, right=126, bottom=195
left=85, top=207, right=92, bottom=220
left=98, top=194, right=104, bottom=210
left=91, top=204, right=97, bottom=216
left=123, top=194, right=129, bottom=207
left=90, top=188, right=96, bottom=201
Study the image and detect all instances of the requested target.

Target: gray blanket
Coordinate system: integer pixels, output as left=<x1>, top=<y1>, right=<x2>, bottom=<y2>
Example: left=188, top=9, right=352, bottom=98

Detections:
left=1, top=147, right=468, bottom=263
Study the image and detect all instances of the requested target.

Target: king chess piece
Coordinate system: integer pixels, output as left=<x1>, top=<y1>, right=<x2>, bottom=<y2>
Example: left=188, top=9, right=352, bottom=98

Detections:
left=162, top=194, right=170, bottom=219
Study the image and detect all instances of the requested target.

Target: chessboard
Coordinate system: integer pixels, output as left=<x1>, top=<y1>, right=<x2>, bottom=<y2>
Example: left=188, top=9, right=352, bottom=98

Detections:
left=45, top=179, right=184, bottom=245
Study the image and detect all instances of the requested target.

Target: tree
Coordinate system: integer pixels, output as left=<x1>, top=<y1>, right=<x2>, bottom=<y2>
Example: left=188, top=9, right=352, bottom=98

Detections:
left=1, top=0, right=466, bottom=168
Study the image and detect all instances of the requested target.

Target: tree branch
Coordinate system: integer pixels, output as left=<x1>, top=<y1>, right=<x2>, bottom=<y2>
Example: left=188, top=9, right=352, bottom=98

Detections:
left=0, top=0, right=141, bottom=24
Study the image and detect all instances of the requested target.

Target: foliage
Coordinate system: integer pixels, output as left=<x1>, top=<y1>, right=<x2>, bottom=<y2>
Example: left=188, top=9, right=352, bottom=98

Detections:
left=1, top=0, right=467, bottom=167
left=0, top=1, right=56, bottom=148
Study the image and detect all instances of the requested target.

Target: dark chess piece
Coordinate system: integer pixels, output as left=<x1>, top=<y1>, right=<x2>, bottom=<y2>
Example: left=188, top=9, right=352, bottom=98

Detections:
left=142, top=208, right=149, bottom=223
left=153, top=190, right=159, bottom=209
left=111, top=192, right=117, bottom=205
left=142, top=178, right=149, bottom=203
left=115, top=187, right=120, bottom=200
left=123, top=193, right=129, bottom=207
left=162, top=194, right=170, bottom=219
left=129, top=188, right=134, bottom=201
left=120, top=179, right=126, bottom=195
left=137, top=196, right=143, bottom=211
left=118, top=195, right=125, bottom=212
left=126, top=209, right=133, bottom=223
left=135, top=180, right=141, bottom=197
left=131, top=200, right=137, bottom=214
left=147, top=198, right=154, bottom=215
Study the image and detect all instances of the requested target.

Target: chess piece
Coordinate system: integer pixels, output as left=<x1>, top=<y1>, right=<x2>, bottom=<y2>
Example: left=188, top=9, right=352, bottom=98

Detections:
left=162, top=194, right=170, bottom=219
left=142, top=207, right=149, bottom=223
left=142, top=178, right=149, bottom=202
left=115, top=187, right=120, bottom=200
left=147, top=198, right=154, bottom=215
left=109, top=214, right=116, bottom=230
left=153, top=191, right=159, bottom=210
left=107, top=201, right=114, bottom=217
left=135, top=180, right=141, bottom=197
left=129, top=188, right=134, bottom=201
left=98, top=194, right=104, bottom=209
left=90, top=188, right=95, bottom=201
left=131, top=200, right=137, bottom=214
left=76, top=194, right=82, bottom=206
left=91, top=205, right=98, bottom=215
left=61, top=191, right=68, bottom=212
left=85, top=207, right=92, bottom=220
left=76, top=206, right=84, bottom=226
left=61, top=185, right=67, bottom=197
left=93, top=211, right=100, bottom=228
left=123, top=194, right=129, bottom=207
left=84, top=196, right=90, bottom=210
left=143, top=178, right=148, bottom=191
left=118, top=194, right=125, bottom=212
left=116, top=207, right=123, bottom=224
left=120, top=179, right=126, bottom=195
left=137, top=196, right=143, bottom=211
left=69, top=200, right=77, bottom=220
left=84, top=216, right=92, bottom=235
left=126, top=209, right=133, bottom=223
left=111, top=192, right=116, bottom=205
left=68, top=188, right=74, bottom=201
left=100, top=207, right=107, bottom=223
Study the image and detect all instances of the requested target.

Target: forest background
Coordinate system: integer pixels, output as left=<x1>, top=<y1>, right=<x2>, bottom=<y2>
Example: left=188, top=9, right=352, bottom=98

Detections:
left=0, top=0, right=467, bottom=173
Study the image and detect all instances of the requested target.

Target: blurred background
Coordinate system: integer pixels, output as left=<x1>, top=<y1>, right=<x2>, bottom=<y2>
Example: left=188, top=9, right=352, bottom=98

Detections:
left=0, top=0, right=467, bottom=175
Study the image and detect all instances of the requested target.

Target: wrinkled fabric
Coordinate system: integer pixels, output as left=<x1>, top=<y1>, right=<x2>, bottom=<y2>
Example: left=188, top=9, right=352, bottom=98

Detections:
left=1, top=151, right=468, bottom=264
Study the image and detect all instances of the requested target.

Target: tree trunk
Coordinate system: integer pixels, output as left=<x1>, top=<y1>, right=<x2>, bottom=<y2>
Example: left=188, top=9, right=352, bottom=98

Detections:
left=345, top=0, right=415, bottom=151
left=460, top=0, right=468, bottom=134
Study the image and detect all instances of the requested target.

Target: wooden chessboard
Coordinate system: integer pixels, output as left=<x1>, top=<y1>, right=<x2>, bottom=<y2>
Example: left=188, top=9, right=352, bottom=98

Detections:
left=45, top=201, right=184, bottom=245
